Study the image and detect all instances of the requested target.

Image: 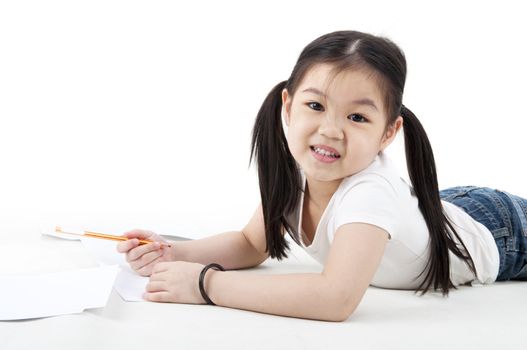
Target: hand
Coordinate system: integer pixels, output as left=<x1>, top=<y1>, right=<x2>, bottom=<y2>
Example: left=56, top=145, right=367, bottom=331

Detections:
left=144, top=261, right=214, bottom=305
left=116, top=229, right=176, bottom=276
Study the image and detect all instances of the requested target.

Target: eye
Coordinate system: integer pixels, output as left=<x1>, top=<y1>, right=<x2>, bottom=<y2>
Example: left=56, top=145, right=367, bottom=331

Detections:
left=306, top=102, right=368, bottom=123
left=306, top=102, right=324, bottom=111
left=348, top=113, right=368, bottom=123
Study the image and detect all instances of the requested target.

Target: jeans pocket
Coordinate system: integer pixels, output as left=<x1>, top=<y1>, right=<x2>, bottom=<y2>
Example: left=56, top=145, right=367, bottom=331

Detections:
left=495, top=189, right=527, bottom=239
left=493, top=189, right=527, bottom=253
left=490, top=227, right=512, bottom=254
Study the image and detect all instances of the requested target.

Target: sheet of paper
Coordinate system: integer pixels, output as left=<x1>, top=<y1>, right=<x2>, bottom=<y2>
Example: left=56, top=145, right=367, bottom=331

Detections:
left=40, top=226, right=194, bottom=302
left=0, top=241, right=99, bottom=275
left=113, top=265, right=149, bottom=302
left=0, top=265, right=119, bottom=320
left=43, top=232, right=143, bottom=300
left=79, top=236, right=128, bottom=266
left=40, top=228, right=155, bottom=301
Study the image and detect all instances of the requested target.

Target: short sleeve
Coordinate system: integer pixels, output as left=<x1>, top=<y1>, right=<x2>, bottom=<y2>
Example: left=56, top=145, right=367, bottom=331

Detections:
left=333, top=176, right=400, bottom=240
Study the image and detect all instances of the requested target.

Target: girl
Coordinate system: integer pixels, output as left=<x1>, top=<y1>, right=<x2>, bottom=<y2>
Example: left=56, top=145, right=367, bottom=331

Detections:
left=116, top=30, right=527, bottom=322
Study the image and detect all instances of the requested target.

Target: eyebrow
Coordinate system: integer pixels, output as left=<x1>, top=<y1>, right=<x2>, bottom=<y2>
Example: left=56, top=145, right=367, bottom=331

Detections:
left=301, top=87, right=379, bottom=111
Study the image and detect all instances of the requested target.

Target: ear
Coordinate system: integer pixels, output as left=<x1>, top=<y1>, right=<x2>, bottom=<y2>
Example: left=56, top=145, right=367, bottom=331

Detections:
left=281, top=88, right=292, bottom=126
left=380, top=116, right=403, bottom=152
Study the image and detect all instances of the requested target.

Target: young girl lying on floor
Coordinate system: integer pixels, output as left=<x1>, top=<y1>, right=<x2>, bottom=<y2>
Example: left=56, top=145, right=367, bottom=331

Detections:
left=117, top=30, right=527, bottom=322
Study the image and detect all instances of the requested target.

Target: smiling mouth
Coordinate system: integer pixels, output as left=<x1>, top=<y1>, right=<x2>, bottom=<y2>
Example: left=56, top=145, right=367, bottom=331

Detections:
left=310, top=146, right=341, bottom=158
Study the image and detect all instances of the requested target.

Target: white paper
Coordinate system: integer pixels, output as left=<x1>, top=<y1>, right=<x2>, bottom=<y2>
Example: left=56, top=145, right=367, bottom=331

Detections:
left=75, top=235, right=149, bottom=302
left=113, top=266, right=149, bottom=302
left=0, top=265, right=119, bottom=320
left=40, top=227, right=191, bottom=302
left=79, top=235, right=150, bottom=301
left=40, top=228, right=152, bottom=301
left=0, top=241, right=99, bottom=275
left=79, top=236, right=128, bottom=266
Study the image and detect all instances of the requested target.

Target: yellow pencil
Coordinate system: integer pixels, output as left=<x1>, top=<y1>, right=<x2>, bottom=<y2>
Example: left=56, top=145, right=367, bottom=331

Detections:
left=55, top=226, right=172, bottom=248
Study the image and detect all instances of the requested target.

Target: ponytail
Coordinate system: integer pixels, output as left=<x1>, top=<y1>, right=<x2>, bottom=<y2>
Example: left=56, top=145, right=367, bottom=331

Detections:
left=401, top=105, right=477, bottom=296
left=249, top=81, right=303, bottom=260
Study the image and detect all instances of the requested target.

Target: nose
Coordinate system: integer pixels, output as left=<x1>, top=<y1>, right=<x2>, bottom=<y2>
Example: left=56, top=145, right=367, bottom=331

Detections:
left=319, top=114, right=344, bottom=140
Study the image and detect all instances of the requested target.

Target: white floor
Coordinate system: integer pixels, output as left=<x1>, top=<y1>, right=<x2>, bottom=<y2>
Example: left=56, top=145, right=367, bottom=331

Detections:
left=0, top=233, right=525, bottom=350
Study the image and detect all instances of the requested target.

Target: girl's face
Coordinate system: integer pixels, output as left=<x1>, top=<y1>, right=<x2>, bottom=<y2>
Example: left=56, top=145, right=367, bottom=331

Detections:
left=282, top=63, right=403, bottom=187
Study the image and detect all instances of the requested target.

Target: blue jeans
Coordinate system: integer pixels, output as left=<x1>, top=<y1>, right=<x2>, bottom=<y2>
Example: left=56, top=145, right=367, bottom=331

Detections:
left=439, top=186, right=527, bottom=281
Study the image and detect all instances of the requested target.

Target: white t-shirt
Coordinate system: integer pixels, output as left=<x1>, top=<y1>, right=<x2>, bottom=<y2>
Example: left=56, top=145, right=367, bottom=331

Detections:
left=285, top=151, right=500, bottom=289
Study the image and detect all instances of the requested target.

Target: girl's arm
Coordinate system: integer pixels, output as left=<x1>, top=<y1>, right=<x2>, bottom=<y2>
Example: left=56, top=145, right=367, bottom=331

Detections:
left=171, top=230, right=268, bottom=270
left=173, top=203, right=271, bottom=269
left=118, top=204, right=270, bottom=275
left=205, top=222, right=389, bottom=322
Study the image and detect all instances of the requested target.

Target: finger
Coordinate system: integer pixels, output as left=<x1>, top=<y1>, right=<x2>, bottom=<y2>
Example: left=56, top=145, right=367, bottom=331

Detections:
left=136, top=255, right=164, bottom=277
left=116, top=238, right=140, bottom=253
left=144, top=291, right=172, bottom=303
left=145, top=281, right=167, bottom=293
left=131, top=249, right=163, bottom=272
left=149, top=270, right=169, bottom=281
left=136, top=266, right=152, bottom=277
left=122, top=230, right=154, bottom=240
left=127, top=241, right=162, bottom=262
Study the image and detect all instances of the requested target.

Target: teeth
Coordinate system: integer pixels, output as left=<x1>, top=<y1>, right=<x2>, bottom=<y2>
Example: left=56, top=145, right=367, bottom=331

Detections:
left=313, top=146, right=339, bottom=158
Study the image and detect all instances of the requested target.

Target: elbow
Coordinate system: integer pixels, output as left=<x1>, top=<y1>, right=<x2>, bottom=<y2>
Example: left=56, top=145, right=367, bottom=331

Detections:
left=329, top=294, right=358, bottom=322
left=321, top=276, right=362, bottom=322
left=332, top=305, right=356, bottom=322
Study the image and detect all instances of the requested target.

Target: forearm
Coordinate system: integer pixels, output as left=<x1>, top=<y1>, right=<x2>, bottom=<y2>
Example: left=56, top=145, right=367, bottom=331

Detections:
left=171, top=231, right=266, bottom=270
left=206, top=270, right=348, bottom=322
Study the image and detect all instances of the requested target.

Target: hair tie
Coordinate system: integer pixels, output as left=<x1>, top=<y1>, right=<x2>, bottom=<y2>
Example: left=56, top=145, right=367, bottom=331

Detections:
left=199, top=263, right=225, bottom=305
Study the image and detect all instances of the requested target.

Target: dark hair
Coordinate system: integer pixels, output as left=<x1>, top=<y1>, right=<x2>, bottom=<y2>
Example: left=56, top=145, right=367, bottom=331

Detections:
left=249, top=30, right=476, bottom=297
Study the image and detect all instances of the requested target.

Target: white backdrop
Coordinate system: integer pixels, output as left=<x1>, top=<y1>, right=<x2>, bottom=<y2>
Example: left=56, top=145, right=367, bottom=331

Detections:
left=1, top=0, right=525, bottom=240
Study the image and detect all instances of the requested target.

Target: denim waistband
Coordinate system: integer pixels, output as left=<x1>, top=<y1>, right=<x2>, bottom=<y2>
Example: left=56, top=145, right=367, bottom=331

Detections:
left=440, top=185, right=527, bottom=281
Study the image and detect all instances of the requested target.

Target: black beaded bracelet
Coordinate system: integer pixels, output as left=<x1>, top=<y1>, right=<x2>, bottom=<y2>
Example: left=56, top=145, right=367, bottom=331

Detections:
left=199, top=263, right=225, bottom=305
